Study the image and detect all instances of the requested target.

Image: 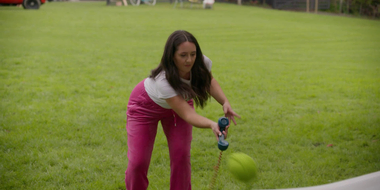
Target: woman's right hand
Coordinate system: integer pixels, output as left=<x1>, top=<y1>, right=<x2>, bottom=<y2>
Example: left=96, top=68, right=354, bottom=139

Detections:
left=211, top=122, right=221, bottom=141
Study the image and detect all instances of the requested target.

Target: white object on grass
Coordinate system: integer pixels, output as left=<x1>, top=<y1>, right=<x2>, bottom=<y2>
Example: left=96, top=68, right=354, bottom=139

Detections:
left=203, top=0, right=214, bottom=9
left=261, top=171, right=380, bottom=190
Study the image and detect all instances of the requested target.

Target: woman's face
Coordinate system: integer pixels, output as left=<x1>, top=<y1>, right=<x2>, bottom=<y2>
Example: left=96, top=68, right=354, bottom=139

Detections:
left=173, top=41, right=196, bottom=80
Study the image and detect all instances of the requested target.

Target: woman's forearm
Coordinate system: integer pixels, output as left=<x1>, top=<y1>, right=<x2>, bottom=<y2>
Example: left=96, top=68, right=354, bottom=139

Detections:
left=210, top=77, right=229, bottom=106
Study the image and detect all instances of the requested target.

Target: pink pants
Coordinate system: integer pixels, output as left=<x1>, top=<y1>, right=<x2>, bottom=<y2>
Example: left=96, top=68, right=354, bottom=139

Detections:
left=125, top=80, right=193, bottom=190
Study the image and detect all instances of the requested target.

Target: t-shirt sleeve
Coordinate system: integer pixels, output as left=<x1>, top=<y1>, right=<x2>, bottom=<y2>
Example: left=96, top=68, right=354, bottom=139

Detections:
left=155, top=77, right=178, bottom=99
left=203, top=55, right=212, bottom=71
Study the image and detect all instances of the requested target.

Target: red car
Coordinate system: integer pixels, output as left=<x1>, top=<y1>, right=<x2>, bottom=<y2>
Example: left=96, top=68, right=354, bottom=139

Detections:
left=0, top=0, right=46, bottom=9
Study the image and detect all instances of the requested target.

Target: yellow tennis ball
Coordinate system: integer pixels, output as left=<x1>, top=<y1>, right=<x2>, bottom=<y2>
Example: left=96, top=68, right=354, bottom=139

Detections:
left=227, top=152, right=258, bottom=183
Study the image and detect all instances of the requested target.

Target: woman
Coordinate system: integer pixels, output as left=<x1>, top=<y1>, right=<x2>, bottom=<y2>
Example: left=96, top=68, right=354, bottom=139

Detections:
left=125, top=30, right=240, bottom=190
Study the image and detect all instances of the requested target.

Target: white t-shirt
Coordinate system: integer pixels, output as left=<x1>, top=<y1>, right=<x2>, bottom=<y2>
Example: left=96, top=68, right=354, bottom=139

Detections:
left=144, top=55, right=212, bottom=109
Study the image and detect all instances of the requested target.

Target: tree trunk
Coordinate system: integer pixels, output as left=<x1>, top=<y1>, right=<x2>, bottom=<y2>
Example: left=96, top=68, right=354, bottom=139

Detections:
left=315, top=0, right=318, bottom=13
left=370, top=4, right=379, bottom=18
left=339, top=0, right=343, bottom=13
left=306, top=0, right=309, bottom=12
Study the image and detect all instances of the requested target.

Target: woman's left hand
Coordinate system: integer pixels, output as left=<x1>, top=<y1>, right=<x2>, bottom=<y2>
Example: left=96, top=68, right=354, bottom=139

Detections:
left=222, top=101, right=241, bottom=139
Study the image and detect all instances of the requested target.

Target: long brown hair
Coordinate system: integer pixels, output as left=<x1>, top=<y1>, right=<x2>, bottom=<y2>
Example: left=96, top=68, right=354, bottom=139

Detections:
left=150, top=30, right=212, bottom=108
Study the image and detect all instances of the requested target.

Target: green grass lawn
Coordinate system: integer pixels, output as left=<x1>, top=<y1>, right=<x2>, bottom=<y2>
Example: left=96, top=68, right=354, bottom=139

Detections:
left=1, top=2, right=379, bottom=190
